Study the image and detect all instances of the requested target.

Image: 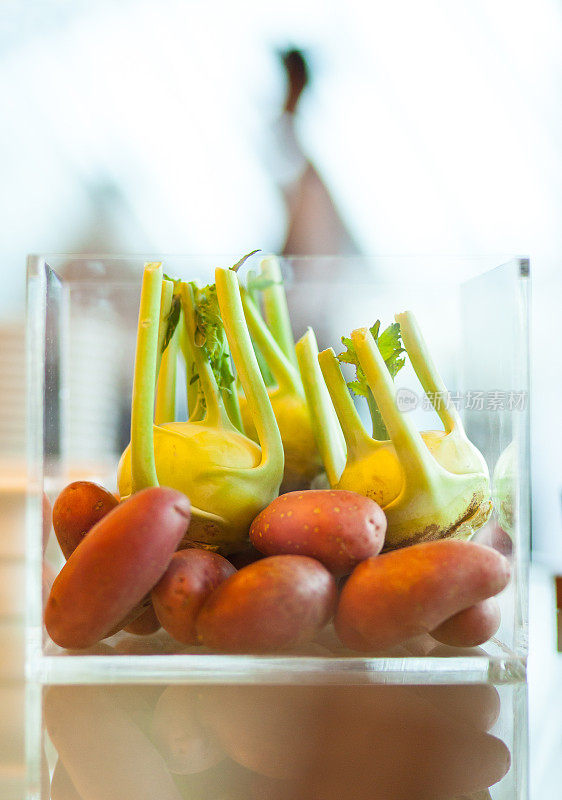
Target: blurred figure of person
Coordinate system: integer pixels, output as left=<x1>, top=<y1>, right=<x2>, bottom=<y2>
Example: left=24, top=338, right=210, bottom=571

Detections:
left=272, top=49, right=360, bottom=256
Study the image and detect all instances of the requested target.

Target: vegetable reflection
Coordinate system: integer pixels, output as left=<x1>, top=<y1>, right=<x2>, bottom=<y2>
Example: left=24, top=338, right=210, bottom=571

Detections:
left=44, top=681, right=511, bottom=799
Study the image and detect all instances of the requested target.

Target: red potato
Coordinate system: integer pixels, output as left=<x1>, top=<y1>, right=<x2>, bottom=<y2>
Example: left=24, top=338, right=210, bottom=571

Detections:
left=335, top=540, right=510, bottom=652
left=44, top=487, right=191, bottom=649
left=249, top=490, right=386, bottom=575
left=196, top=555, right=337, bottom=653
left=430, top=597, right=501, bottom=648
left=101, top=596, right=153, bottom=639
left=152, top=549, right=236, bottom=644
left=52, top=481, right=119, bottom=559
left=52, top=481, right=154, bottom=638
left=124, top=602, right=161, bottom=636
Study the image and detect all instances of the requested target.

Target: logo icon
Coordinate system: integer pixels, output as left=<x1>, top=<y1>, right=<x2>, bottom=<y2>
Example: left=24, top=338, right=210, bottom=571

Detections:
left=395, top=387, right=418, bottom=412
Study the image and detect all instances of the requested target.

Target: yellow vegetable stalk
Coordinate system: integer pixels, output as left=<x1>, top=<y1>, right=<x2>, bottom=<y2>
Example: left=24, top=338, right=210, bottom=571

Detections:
left=352, top=324, right=491, bottom=548
left=238, top=256, right=323, bottom=492
left=300, top=311, right=492, bottom=549
left=118, top=263, right=284, bottom=553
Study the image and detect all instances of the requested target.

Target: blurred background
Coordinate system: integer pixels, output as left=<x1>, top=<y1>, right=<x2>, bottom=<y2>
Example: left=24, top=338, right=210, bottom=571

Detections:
left=1, top=0, right=562, bottom=557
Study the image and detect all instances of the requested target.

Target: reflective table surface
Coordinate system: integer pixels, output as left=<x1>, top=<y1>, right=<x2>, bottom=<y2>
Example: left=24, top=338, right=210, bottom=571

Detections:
left=38, top=681, right=520, bottom=800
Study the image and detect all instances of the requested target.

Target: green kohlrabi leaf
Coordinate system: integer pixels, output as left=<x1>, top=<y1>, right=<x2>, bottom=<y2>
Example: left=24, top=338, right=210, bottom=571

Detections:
left=192, top=283, right=236, bottom=395
left=376, top=322, right=405, bottom=378
left=337, top=321, right=405, bottom=440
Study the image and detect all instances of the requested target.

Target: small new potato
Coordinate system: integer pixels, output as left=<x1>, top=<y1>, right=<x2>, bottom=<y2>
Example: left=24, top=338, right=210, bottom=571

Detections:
left=45, top=487, right=190, bottom=649
left=250, top=490, right=386, bottom=575
left=196, top=555, right=337, bottom=653
left=151, top=549, right=236, bottom=644
left=124, top=603, right=161, bottom=636
left=335, top=540, right=510, bottom=652
left=430, top=597, right=501, bottom=648
left=52, top=481, right=119, bottom=559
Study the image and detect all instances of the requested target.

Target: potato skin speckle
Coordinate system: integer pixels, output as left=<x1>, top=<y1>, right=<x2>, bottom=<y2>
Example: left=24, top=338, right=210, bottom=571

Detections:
left=52, top=481, right=119, bottom=560
left=152, top=549, right=235, bottom=644
left=249, top=490, right=386, bottom=576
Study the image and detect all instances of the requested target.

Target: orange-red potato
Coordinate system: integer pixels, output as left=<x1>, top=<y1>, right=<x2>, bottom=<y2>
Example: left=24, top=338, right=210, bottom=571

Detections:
left=52, top=481, right=119, bottom=559
left=430, top=597, right=501, bottom=648
left=124, top=602, right=161, bottom=636
left=249, top=490, right=386, bottom=575
left=335, top=541, right=510, bottom=652
left=196, top=555, right=337, bottom=653
left=44, top=487, right=191, bottom=649
left=151, top=549, right=236, bottom=644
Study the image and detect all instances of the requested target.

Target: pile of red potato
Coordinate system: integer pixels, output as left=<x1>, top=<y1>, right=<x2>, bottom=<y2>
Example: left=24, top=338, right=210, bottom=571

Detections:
left=44, top=483, right=511, bottom=654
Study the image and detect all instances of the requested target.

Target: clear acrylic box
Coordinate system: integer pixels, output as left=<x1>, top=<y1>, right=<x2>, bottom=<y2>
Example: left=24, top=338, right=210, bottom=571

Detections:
left=26, top=254, right=530, bottom=685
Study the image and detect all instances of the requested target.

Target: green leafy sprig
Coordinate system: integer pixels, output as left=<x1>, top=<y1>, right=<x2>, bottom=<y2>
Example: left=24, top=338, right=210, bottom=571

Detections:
left=191, top=283, right=235, bottom=396
left=338, top=321, right=405, bottom=440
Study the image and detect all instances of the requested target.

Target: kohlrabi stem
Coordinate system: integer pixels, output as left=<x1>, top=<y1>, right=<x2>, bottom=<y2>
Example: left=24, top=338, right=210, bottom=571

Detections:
left=188, top=389, right=206, bottom=422
left=180, top=282, right=228, bottom=429
left=130, top=262, right=162, bottom=493
left=260, top=255, right=298, bottom=369
left=154, top=319, right=179, bottom=425
left=246, top=268, right=261, bottom=306
left=240, top=288, right=301, bottom=395
left=156, top=280, right=174, bottom=382
left=351, top=328, right=440, bottom=491
left=245, top=268, right=274, bottom=386
left=215, top=267, right=284, bottom=477
left=366, top=392, right=387, bottom=441
left=179, top=314, right=200, bottom=418
left=395, top=311, right=461, bottom=433
left=221, top=383, right=244, bottom=432
left=318, top=348, right=374, bottom=459
left=296, top=329, right=346, bottom=486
